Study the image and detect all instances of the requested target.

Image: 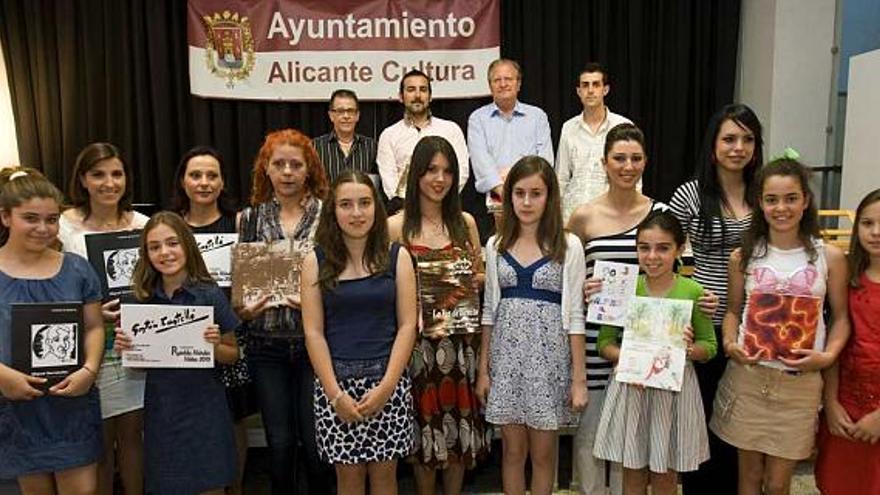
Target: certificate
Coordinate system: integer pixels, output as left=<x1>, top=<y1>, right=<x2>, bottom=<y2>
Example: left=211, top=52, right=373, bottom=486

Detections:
left=194, top=233, right=237, bottom=287
left=615, top=297, right=692, bottom=392
left=586, top=260, right=638, bottom=326
left=120, top=304, right=215, bottom=368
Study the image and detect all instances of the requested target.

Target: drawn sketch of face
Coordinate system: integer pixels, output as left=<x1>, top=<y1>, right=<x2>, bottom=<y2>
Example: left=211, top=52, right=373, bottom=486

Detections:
left=105, top=248, right=139, bottom=287
left=652, top=349, right=671, bottom=373
left=31, top=323, right=77, bottom=367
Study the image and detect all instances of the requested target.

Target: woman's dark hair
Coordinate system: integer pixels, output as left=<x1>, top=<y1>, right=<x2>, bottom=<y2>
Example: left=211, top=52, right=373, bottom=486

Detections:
left=738, top=158, right=820, bottom=272
left=695, top=104, right=764, bottom=248
left=495, top=156, right=566, bottom=263
left=848, top=188, right=880, bottom=288
left=637, top=210, right=686, bottom=247
left=603, top=123, right=645, bottom=158
left=315, top=170, right=390, bottom=290
left=68, top=142, right=134, bottom=220
left=170, top=146, right=237, bottom=216
left=401, top=136, right=470, bottom=250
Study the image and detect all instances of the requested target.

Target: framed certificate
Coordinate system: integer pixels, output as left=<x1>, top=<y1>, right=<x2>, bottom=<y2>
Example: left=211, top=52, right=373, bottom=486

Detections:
left=85, top=229, right=143, bottom=299
left=11, top=302, right=84, bottom=385
left=194, top=233, right=237, bottom=287
left=120, top=304, right=215, bottom=368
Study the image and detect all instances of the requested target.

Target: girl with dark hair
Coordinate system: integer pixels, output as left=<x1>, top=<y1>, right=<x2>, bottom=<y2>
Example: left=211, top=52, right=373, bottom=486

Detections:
left=710, top=158, right=849, bottom=494
left=387, top=136, right=489, bottom=494
left=58, top=142, right=147, bottom=495
left=0, top=167, right=105, bottom=494
left=173, top=146, right=253, bottom=495
left=301, top=170, right=418, bottom=494
left=815, top=188, right=880, bottom=494
left=476, top=156, right=588, bottom=495
left=567, top=123, right=668, bottom=494
left=671, top=103, right=764, bottom=494
left=593, top=210, right=716, bottom=495
left=236, top=129, right=332, bottom=494
left=114, top=211, right=239, bottom=494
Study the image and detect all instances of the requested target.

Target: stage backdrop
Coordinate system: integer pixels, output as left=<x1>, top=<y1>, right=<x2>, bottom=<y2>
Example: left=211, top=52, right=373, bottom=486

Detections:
left=187, top=0, right=500, bottom=100
left=0, top=0, right=740, bottom=219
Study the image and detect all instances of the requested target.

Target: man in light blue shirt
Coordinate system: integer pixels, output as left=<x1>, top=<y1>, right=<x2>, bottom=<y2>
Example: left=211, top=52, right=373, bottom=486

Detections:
left=467, top=59, right=554, bottom=207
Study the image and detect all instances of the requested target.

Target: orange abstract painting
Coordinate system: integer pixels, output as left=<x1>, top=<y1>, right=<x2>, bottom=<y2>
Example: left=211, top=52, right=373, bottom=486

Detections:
left=743, top=292, right=821, bottom=361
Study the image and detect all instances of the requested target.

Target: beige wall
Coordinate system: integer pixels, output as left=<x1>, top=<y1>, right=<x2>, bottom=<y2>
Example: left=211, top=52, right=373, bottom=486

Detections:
left=840, top=49, right=880, bottom=210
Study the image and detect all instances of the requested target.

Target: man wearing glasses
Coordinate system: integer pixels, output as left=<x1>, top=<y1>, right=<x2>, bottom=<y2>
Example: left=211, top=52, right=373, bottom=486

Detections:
left=313, top=89, right=378, bottom=183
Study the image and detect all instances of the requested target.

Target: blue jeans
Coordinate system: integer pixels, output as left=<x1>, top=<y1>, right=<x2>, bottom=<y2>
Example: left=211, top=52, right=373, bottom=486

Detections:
left=248, top=337, right=334, bottom=495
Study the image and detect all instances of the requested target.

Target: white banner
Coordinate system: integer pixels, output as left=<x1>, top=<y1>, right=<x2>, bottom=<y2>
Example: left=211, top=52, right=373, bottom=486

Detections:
left=187, top=0, right=500, bottom=101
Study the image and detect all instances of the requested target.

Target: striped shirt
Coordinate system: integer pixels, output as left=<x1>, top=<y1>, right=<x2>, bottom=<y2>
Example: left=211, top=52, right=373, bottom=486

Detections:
left=670, top=180, right=751, bottom=326
left=584, top=201, right=669, bottom=390
left=313, top=132, right=378, bottom=183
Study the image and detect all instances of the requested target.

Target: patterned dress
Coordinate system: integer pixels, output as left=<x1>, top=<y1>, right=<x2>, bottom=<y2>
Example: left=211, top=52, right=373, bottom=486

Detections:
left=485, top=253, right=573, bottom=429
left=408, top=244, right=490, bottom=468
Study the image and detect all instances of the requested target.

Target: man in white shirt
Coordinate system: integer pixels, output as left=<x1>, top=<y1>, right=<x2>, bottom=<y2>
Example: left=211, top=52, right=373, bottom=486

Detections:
left=556, top=63, right=634, bottom=222
left=376, top=69, right=469, bottom=211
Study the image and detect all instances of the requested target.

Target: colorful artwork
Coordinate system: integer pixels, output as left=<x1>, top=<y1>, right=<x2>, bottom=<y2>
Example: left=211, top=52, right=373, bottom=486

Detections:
left=742, top=292, right=821, bottom=361
left=586, top=260, right=638, bottom=326
left=415, top=247, right=480, bottom=339
left=615, top=297, right=692, bottom=392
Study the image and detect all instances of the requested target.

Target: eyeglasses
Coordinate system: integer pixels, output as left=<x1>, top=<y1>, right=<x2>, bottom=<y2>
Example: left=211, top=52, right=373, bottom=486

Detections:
left=330, top=108, right=359, bottom=116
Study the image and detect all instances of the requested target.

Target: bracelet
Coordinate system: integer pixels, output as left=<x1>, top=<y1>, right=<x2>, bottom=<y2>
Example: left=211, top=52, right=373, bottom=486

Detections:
left=329, top=390, right=345, bottom=408
left=82, top=364, right=97, bottom=377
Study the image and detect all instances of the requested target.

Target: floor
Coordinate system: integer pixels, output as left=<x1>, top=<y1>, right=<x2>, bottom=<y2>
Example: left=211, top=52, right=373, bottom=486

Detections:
left=0, top=438, right=821, bottom=494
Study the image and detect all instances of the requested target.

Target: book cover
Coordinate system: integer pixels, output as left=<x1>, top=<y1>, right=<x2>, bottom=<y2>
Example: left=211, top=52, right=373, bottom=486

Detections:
left=415, top=246, right=481, bottom=338
left=84, top=229, right=143, bottom=299
left=615, top=297, right=692, bottom=392
left=742, top=292, right=821, bottom=361
left=11, top=302, right=84, bottom=385
left=586, top=260, right=639, bottom=326
left=230, top=239, right=304, bottom=308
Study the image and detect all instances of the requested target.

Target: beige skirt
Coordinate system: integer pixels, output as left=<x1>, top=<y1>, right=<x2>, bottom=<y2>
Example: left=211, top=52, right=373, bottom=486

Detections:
left=709, top=360, right=822, bottom=460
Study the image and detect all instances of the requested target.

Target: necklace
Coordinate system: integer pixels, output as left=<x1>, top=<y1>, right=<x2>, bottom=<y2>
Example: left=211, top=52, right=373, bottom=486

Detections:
left=424, top=215, right=447, bottom=237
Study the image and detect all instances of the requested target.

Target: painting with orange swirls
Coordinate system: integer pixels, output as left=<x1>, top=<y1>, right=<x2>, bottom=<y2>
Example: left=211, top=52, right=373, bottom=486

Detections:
left=743, top=292, right=822, bottom=361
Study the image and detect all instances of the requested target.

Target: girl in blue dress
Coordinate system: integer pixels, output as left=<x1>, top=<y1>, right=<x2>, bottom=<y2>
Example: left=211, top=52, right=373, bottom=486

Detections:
left=0, top=167, right=105, bottom=494
left=476, top=156, right=588, bottom=495
left=115, top=211, right=240, bottom=494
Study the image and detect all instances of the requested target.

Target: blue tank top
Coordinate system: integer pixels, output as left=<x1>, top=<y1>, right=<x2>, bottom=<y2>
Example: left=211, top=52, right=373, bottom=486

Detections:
left=317, top=243, right=400, bottom=361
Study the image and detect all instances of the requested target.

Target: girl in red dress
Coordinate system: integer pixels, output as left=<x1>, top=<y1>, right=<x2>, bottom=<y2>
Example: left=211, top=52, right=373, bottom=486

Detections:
left=815, top=188, right=880, bottom=494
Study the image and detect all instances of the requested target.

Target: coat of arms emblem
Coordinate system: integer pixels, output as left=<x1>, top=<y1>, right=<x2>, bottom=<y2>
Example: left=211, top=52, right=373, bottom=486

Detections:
left=202, top=11, right=255, bottom=88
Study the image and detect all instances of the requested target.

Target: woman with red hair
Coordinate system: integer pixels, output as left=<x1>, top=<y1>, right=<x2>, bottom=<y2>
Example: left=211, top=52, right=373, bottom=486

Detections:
left=236, top=129, right=333, bottom=494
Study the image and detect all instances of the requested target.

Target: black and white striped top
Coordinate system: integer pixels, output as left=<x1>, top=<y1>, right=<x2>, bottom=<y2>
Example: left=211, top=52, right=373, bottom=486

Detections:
left=584, top=201, right=669, bottom=391
left=312, top=132, right=378, bottom=183
left=670, top=180, right=751, bottom=326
